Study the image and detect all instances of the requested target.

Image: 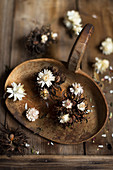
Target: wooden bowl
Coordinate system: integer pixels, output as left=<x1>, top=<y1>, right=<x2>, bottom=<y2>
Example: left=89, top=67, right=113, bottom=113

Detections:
left=5, top=24, right=108, bottom=144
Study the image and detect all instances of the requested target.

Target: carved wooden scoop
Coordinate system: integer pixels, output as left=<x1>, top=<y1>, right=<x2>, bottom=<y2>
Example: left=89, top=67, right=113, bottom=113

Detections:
left=5, top=24, right=108, bottom=144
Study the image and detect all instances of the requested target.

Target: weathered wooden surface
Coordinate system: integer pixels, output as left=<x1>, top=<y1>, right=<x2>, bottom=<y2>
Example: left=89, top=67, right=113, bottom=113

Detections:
left=0, top=0, right=113, bottom=168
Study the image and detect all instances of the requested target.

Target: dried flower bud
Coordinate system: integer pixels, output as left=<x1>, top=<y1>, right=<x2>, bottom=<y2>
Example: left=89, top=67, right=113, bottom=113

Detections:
left=100, top=38, right=113, bottom=55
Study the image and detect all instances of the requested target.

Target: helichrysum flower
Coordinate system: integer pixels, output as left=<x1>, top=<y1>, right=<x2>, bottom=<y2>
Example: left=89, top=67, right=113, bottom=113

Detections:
left=62, top=99, right=73, bottom=109
left=26, top=108, right=39, bottom=122
left=41, top=34, right=48, bottom=43
left=94, top=57, right=109, bottom=74
left=70, top=83, right=83, bottom=96
left=64, top=10, right=83, bottom=35
left=77, top=102, right=86, bottom=111
left=6, top=82, right=26, bottom=101
left=51, top=32, right=58, bottom=40
left=40, top=88, right=49, bottom=100
left=59, top=114, right=70, bottom=123
left=37, top=69, right=55, bottom=88
left=100, top=38, right=113, bottom=55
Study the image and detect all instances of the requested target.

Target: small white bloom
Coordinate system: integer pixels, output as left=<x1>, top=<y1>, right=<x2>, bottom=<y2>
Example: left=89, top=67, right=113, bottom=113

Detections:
left=94, top=57, right=109, bottom=74
left=41, top=34, right=48, bottom=43
left=102, top=134, right=106, bottom=137
left=35, top=151, right=39, bottom=155
left=25, top=143, right=30, bottom=147
left=64, top=10, right=83, bottom=35
left=25, top=103, right=28, bottom=110
left=59, top=114, right=70, bottom=123
left=98, top=145, right=104, bottom=148
left=26, top=108, right=39, bottom=122
left=72, top=24, right=83, bottom=35
left=6, top=82, right=26, bottom=101
left=62, top=99, right=73, bottom=109
left=100, top=38, right=113, bottom=55
left=37, top=69, right=55, bottom=88
left=77, top=102, right=86, bottom=111
left=51, top=32, right=58, bottom=40
left=70, top=82, right=83, bottom=96
left=67, top=10, right=82, bottom=25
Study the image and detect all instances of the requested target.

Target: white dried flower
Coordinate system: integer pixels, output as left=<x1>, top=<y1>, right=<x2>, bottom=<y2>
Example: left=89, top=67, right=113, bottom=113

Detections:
left=41, top=34, right=48, bottom=43
left=6, top=82, right=26, bottom=101
left=70, top=82, right=83, bottom=96
left=77, top=102, right=86, bottom=111
left=25, top=143, right=30, bottom=147
left=62, top=99, right=73, bottom=109
left=67, top=10, right=82, bottom=25
left=37, top=69, right=55, bottom=88
left=26, top=108, right=39, bottom=122
left=100, top=38, right=113, bottom=55
left=72, top=24, right=83, bottom=35
left=51, top=32, right=58, bottom=40
left=64, top=10, right=83, bottom=35
left=59, top=114, right=70, bottom=123
left=94, top=57, right=109, bottom=74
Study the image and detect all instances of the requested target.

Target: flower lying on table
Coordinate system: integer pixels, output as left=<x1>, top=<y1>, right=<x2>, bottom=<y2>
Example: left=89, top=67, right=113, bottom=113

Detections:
left=64, top=10, right=83, bottom=35
left=26, top=25, right=58, bottom=55
left=36, top=66, right=66, bottom=100
left=6, top=82, right=26, bottom=101
left=94, top=57, right=109, bottom=74
left=55, top=82, right=89, bottom=126
left=100, top=37, right=113, bottom=55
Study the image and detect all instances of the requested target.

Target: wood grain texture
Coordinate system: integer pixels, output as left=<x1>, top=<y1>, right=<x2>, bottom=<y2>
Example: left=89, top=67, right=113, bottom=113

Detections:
left=79, top=0, right=113, bottom=155
left=0, top=0, right=14, bottom=125
left=0, top=155, right=113, bottom=170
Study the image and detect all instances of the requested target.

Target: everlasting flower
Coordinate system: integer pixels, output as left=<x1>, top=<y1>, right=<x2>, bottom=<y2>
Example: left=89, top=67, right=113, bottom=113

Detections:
left=6, top=82, right=26, bottom=101
left=94, top=57, right=109, bottom=74
left=51, top=32, right=58, bottom=40
left=100, top=38, right=113, bottom=55
left=40, top=88, right=49, bottom=100
left=26, top=108, right=39, bottom=122
left=64, top=10, right=83, bottom=35
left=77, top=102, right=86, bottom=111
left=59, top=114, right=70, bottom=123
left=62, top=99, right=73, bottom=109
left=37, top=69, right=55, bottom=88
left=70, top=83, right=83, bottom=96
left=41, top=34, right=48, bottom=43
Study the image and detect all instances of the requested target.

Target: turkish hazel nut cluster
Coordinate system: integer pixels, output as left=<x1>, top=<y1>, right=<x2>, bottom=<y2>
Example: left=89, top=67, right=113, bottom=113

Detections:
left=56, top=83, right=90, bottom=126
left=36, top=66, right=66, bottom=100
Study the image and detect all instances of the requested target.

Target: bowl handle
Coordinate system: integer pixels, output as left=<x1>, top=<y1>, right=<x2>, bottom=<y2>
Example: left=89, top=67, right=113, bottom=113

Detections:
left=67, top=24, right=94, bottom=72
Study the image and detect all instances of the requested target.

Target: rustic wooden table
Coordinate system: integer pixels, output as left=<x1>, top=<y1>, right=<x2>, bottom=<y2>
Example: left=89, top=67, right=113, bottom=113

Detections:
left=0, top=0, right=113, bottom=169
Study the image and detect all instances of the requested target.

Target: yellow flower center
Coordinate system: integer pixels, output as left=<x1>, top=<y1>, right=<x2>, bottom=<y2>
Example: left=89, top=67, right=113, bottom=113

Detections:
left=43, top=74, right=49, bottom=82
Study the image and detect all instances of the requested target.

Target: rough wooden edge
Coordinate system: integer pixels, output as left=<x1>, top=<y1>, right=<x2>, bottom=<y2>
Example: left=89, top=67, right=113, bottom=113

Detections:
left=0, top=155, right=113, bottom=169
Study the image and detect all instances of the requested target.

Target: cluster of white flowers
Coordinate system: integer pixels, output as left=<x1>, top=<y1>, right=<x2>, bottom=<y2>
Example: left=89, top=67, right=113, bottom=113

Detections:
left=70, top=82, right=83, bottom=96
left=26, top=108, right=39, bottom=122
left=37, top=69, right=55, bottom=88
left=100, top=38, right=113, bottom=55
left=6, top=82, right=26, bottom=101
left=62, top=99, right=73, bottom=109
left=64, top=10, right=83, bottom=35
left=94, top=57, right=109, bottom=74
left=59, top=113, right=70, bottom=123
left=41, top=32, right=58, bottom=44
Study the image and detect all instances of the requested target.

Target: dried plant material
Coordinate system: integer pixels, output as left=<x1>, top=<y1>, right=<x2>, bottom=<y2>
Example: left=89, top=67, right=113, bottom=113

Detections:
left=100, top=38, right=113, bottom=55
left=94, top=57, right=109, bottom=74
left=55, top=82, right=90, bottom=126
left=6, top=82, right=26, bottom=101
left=26, top=108, right=39, bottom=122
left=0, top=124, right=28, bottom=156
left=26, top=25, right=58, bottom=55
left=64, top=10, right=83, bottom=35
left=36, top=66, right=66, bottom=100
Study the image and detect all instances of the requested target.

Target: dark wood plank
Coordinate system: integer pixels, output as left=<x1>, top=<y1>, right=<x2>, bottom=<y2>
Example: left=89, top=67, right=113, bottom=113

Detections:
left=7, top=0, right=84, bottom=155
left=79, top=0, right=113, bottom=155
left=0, top=155, right=113, bottom=169
left=0, top=0, right=14, bottom=126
